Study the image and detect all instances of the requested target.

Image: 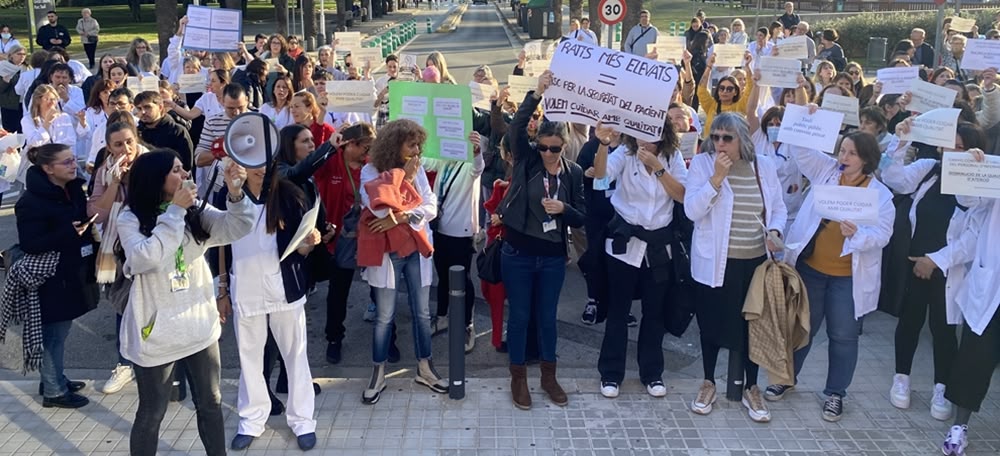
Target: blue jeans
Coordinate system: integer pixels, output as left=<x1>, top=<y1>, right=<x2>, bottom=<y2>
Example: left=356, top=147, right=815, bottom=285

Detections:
left=793, top=262, right=860, bottom=397
left=500, top=242, right=565, bottom=365
left=40, top=320, right=73, bottom=398
left=372, top=252, right=432, bottom=363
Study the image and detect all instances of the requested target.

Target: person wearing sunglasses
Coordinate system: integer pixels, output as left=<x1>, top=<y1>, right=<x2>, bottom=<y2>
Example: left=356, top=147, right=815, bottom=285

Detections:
left=684, top=112, right=787, bottom=423
left=844, top=62, right=867, bottom=97
left=591, top=111, right=687, bottom=400
left=765, top=112, right=894, bottom=423
left=698, top=53, right=754, bottom=139
left=500, top=70, right=586, bottom=410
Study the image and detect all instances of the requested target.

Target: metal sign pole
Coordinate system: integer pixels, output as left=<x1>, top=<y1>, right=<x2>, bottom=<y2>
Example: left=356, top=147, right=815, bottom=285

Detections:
left=26, top=3, right=36, bottom=54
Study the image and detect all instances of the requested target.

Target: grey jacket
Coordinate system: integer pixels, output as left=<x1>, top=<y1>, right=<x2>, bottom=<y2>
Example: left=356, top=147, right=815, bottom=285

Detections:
left=76, top=18, right=100, bottom=43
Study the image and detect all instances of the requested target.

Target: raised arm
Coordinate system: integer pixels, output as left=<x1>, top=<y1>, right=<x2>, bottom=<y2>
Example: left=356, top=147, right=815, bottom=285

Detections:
left=509, top=70, right=551, bottom=163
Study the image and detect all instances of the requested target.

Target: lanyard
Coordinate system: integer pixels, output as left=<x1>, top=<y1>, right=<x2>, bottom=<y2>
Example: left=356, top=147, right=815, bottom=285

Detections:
left=343, top=150, right=359, bottom=202
left=542, top=172, right=561, bottom=199
left=158, top=202, right=187, bottom=274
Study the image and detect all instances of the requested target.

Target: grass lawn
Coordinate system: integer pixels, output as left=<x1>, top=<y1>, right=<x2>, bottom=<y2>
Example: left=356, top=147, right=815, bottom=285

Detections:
left=2, top=2, right=275, bottom=56
left=646, top=0, right=768, bottom=35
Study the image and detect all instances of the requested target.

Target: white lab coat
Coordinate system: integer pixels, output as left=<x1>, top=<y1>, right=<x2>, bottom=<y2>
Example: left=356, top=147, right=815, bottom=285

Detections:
left=684, top=152, right=788, bottom=288
left=783, top=145, right=896, bottom=319
left=945, top=199, right=1000, bottom=336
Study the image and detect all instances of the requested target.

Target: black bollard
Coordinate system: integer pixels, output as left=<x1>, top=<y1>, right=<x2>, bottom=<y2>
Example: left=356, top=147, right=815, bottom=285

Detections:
left=726, top=351, right=744, bottom=401
left=448, top=266, right=466, bottom=400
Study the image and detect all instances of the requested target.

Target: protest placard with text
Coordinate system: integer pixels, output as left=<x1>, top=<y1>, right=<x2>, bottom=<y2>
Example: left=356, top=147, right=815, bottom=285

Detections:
left=961, top=39, right=1000, bottom=71
left=183, top=5, right=242, bottom=52
left=897, top=108, right=961, bottom=149
left=812, top=185, right=881, bottom=225
left=351, top=48, right=384, bottom=69
left=177, top=74, right=206, bottom=94
left=335, top=31, right=362, bottom=52
left=648, top=36, right=686, bottom=62
left=712, top=44, right=746, bottom=67
left=949, top=16, right=977, bottom=33
left=544, top=40, right=678, bottom=143
left=469, top=81, right=496, bottom=110
left=757, top=56, right=802, bottom=89
left=776, top=104, right=844, bottom=153
left=507, top=75, right=538, bottom=101
left=678, top=132, right=699, bottom=159
left=876, top=67, right=920, bottom=95
left=907, top=79, right=958, bottom=113
left=821, top=93, right=860, bottom=126
left=941, top=152, right=1000, bottom=198
left=388, top=81, right=473, bottom=162
left=775, top=35, right=809, bottom=60
left=326, top=80, right=376, bottom=113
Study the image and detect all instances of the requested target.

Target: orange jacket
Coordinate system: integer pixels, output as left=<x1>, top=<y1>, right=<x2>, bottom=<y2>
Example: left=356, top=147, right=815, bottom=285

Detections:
left=357, top=169, right=434, bottom=267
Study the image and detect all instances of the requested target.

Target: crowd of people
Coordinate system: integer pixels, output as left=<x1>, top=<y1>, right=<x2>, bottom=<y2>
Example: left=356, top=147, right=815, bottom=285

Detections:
left=0, top=4, right=998, bottom=456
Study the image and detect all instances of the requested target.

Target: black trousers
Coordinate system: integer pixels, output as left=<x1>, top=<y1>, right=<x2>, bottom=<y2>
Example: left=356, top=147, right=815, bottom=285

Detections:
left=83, top=42, right=98, bottom=67
left=433, top=232, right=475, bottom=326
left=894, top=268, right=957, bottom=384
left=325, top=265, right=355, bottom=343
left=579, top=218, right=611, bottom=320
left=598, top=255, right=669, bottom=385
left=1, top=106, right=22, bottom=133
left=945, top=310, right=1000, bottom=412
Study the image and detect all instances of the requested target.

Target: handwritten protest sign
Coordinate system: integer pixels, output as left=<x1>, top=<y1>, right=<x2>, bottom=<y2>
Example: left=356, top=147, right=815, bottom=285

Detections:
left=177, top=73, right=206, bottom=94
left=649, top=36, right=686, bottom=62
left=876, top=67, right=920, bottom=95
left=335, top=31, right=362, bottom=51
left=351, top=48, right=384, bottom=69
left=908, top=79, right=958, bottom=113
left=126, top=76, right=158, bottom=95
left=897, top=108, right=961, bottom=149
left=397, top=53, right=418, bottom=81
left=183, top=5, right=242, bottom=52
left=757, top=56, right=802, bottom=89
left=812, top=185, right=881, bottom=225
left=776, top=104, right=844, bottom=153
left=523, top=40, right=545, bottom=60
left=712, top=44, right=746, bottom=67
left=389, top=81, right=473, bottom=162
left=821, top=93, right=860, bottom=126
left=507, top=75, right=538, bottom=101
left=678, top=132, right=699, bottom=159
left=941, top=152, right=1000, bottom=198
left=522, top=59, right=551, bottom=77
left=544, top=40, right=678, bottom=143
left=961, top=39, right=1000, bottom=71
left=775, top=35, right=808, bottom=60
left=469, top=81, right=495, bottom=110
left=326, top=80, right=376, bottom=113
left=949, top=16, right=977, bottom=33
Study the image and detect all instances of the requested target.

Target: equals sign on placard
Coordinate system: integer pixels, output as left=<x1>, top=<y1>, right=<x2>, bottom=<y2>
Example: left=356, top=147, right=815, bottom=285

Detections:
left=597, top=73, right=618, bottom=86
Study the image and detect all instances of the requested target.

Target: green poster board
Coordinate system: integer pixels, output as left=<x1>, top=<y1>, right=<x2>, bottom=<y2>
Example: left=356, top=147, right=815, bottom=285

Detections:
left=388, top=81, right=474, bottom=163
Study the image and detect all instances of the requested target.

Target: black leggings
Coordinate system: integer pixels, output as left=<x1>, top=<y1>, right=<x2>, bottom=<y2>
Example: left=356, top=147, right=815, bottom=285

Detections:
left=701, top=339, right=760, bottom=388
left=894, top=269, right=958, bottom=384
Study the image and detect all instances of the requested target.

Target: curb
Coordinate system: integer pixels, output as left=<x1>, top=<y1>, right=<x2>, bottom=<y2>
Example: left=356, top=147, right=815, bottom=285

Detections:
left=436, top=3, right=468, bottom=32
left=495, top=0, right=526, bottom=46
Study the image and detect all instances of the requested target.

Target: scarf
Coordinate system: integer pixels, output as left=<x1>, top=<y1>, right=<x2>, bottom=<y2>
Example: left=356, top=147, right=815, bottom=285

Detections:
left=0, top=251, right=60, bottom=374
left=95, top=201, right=123, bottom=283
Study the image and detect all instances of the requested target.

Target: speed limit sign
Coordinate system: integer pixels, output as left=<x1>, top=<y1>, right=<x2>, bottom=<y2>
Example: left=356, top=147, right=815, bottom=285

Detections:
left=598, top=0, right=626, bottom=25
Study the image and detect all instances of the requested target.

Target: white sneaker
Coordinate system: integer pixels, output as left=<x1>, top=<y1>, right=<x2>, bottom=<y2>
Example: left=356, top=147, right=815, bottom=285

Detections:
left=691, top=380, right=716, bottom=415
left=464, top=323, right=475, bottom=353
left=102, top=364, right=134, bottom=394
left=890, top=373, right=910, bottom=409
left=931, top=383, right=954, bottom=421
left=741, top=385, right=772, bottom=423
left=600, top=381, right=619, bottom=398
left=646, top=381, right=666, bottom=398
left=942, top=425, right=968, bottom=455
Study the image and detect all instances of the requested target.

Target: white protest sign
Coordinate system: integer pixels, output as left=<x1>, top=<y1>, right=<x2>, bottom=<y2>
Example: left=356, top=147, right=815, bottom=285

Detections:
left=949, top=16, right=977, bottom=33
left=523, top=40, right=545, bottom=60
left=177, top=73, right=205, bottom=93
left=940, top=152, right=1000, bottom=198
left=264, top=58, right=281, bottom=72
left=776, top=104, right=844, bottom=153
left=961, top=39, right=1000, bottom=71
left=280, top=198, right=320, bottom=261
left=507, top=75, right=538, bottom=101
left=757, top=56, right=801, bottom=89
left=678, top=132, right=699, bottom=159
left=468, top=81, right=495, bottom=110
left=400, top=53, right=418, bottom=69
left=183, top=5, right=242, bottom=52
left=0, top=133, right=24, bottom=151
left=876, top=67, right=920, bottom=95
left=398, top=53, right=418, bottom=80
left=351, top=48, right=383, bottom=69
left=820, top=93, right=859, bottom=126
left=0, top=61, right=19, bottom=79
left=812, top=185, right=881, bottom=225
left=775, top=35, right=809, bottom=60
left=712, top=44, right=746, bottom=67
left=908, top=79, right=958, bottom=113
left=325, top=80, right=376, bottom=113
left=522, top=59, right=550, bottom=77
left=544, top=40, right=678, bottom=143
left=897, top=108, right=961, bottom=149
left=649, top=36, right=686, bottom=62
left=335, top=31, right=363, bottom=51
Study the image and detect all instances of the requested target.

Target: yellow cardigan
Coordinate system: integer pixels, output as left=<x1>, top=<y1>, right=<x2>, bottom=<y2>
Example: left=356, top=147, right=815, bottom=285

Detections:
left=697, top=77, right=754, bottom=138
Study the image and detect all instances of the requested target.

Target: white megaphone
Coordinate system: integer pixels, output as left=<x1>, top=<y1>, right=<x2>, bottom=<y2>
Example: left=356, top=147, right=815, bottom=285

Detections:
left=223, top=112, right=280, bottom=170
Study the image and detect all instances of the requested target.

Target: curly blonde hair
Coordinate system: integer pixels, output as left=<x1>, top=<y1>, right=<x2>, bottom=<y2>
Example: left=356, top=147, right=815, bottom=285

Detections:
left=369, top=119, right=427, bottom=172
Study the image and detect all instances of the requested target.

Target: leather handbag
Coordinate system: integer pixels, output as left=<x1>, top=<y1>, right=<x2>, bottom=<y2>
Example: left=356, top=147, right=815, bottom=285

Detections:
left=476, top=237, right=503, bottom=284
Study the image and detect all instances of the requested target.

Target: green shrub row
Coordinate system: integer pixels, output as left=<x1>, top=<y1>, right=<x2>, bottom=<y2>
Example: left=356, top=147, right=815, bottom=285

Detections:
left=815, top=9, right=999, bottom=64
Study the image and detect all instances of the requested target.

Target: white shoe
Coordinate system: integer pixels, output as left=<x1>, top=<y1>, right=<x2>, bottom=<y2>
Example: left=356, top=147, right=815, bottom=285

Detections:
left=646, top=381, right=666, bottom=398
left=691, top=380, right=716, bottom=415
left=931, top=383, right=954, bottom=421
left=600, top=381, right=619, bottom=398
left=102, top=364, right=134, bottom=394
left=464, top=324, right=475, bottom=353
left=741, top=385, right=772, bottom=423
left=890, top=373, right=910, bottom=409
left=942, top=425, right=968, bottom=455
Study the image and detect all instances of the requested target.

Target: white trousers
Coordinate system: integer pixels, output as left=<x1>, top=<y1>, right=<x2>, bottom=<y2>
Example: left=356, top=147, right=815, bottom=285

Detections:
left=233, top=305, right=316, bottom=437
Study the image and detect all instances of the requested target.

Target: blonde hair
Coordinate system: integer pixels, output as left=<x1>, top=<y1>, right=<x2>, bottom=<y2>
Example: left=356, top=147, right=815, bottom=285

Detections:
left=30, top=85, right=59, bottom=127
left=212, top=52, right=235, bottom=72
left=425, top=51, right=456, bottom=84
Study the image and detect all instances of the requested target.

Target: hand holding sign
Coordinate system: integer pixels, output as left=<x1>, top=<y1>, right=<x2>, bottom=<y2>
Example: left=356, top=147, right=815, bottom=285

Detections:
left=896, top=108, right=961, bottom=149
left=536, top=70, right=552, bottom=96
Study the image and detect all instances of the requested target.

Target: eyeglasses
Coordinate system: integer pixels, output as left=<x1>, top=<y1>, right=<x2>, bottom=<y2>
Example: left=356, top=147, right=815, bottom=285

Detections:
left=537, top=144, right=563, bottom=154
left=709, top=134, right=735, bottom=143
left=110, top=101, right=130, bottom=108
left=847, top=70, right=860, bottom=75
left=718, top=85, right=737, bottom=93
left=53, top=157, right=76, bottom=167
left=531, top=113, right=541, bottom=120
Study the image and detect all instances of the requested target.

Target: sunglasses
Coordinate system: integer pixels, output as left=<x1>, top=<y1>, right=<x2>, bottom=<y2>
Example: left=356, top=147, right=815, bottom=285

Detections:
left=537, top=144, right=563, bottom=154
left=847, top=70, right=860, bottom=75
left=710, top=134, right=735, bottom=143
left=718, top=85, right=737, bottom=93
left=531, top=113, right=541, bottom=120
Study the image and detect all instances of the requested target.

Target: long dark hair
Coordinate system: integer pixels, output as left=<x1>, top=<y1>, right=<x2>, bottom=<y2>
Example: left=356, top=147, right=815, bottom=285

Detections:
left=277, top=124, right=309, bottom=166
left=623, top=115, right=679, bottom=158
left=126, top=149, right=210, bottom=243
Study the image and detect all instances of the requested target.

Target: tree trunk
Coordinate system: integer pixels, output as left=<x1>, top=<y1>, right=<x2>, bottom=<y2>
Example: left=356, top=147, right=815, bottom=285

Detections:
left=568, top=0, right=582, bottom=21
left=275, top=0, right=289, bottom=35
left=155, top=0, right=178, bottom=63
left=336, top=0, right=347, bottom=32
left=128, top=0, right=142, bottom=22
left=587, top=0, right=600, bottom=42
left=621, top=0, right=642, bottom=51
left=553, top=0, right=562, bottom=37
left=302, top=0, right=317, bottom=50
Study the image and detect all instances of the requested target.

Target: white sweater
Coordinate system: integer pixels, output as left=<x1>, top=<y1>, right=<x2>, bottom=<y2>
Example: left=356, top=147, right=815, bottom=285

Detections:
left=422, top=154, right=484, bottom=238
left=118, top=197, right=254, bottom=367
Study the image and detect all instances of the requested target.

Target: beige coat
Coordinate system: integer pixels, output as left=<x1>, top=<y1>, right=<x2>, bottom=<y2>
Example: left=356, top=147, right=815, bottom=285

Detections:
left=76, top=17, right=100, bottom=43
left=742, top=260, right=810, bottom=387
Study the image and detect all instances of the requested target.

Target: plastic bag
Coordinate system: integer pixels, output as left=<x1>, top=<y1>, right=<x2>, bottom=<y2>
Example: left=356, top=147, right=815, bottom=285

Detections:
left=0, top=150, right=21, bottom=183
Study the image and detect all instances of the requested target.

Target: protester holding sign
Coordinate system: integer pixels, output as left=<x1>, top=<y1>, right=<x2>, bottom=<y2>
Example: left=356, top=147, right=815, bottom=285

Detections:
left=684, top=113, right=787, bottom=423
left=697, top=53, right=754, bottom=139
left=591, top=115, right=687, bottom=400
left=768, top=125, right=894, bottom=422
left=500, top=71, right=585, bottom=411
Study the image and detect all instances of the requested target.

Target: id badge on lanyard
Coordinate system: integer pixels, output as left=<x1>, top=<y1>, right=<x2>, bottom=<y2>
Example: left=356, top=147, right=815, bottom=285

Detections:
left=542, top=174, right=560, bottom=233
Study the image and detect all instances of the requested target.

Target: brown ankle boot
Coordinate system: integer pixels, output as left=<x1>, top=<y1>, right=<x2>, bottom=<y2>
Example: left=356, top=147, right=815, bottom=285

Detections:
left=540, top=361, right=568, bottom=406
left=509, top=364, right=531, bottom=410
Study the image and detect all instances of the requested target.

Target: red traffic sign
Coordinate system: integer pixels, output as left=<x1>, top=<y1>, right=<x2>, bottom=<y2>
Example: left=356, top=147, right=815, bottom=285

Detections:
left=598, top=0, right=626, bottom=25
left=934, top=0, right=946, bottom=5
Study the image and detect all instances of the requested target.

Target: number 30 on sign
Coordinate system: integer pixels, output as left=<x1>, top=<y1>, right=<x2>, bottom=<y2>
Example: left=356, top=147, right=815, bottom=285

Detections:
left=598, top=0, right=626, bottom=25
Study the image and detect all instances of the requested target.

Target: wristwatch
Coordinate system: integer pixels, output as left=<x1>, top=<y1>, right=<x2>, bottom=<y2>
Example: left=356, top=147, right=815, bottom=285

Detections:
left=653, top=168, right=666, bottom=178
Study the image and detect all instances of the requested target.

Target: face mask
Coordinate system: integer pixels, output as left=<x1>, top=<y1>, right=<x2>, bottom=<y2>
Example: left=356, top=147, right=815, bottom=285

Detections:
left=0, top=33, right=10, bottom=40
left=767, top=126, right=781, bottom=143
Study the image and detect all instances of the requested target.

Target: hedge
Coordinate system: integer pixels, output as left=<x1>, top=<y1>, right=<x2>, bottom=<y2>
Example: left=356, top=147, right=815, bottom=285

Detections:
left=815, top=9, right=1000, bottom=64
